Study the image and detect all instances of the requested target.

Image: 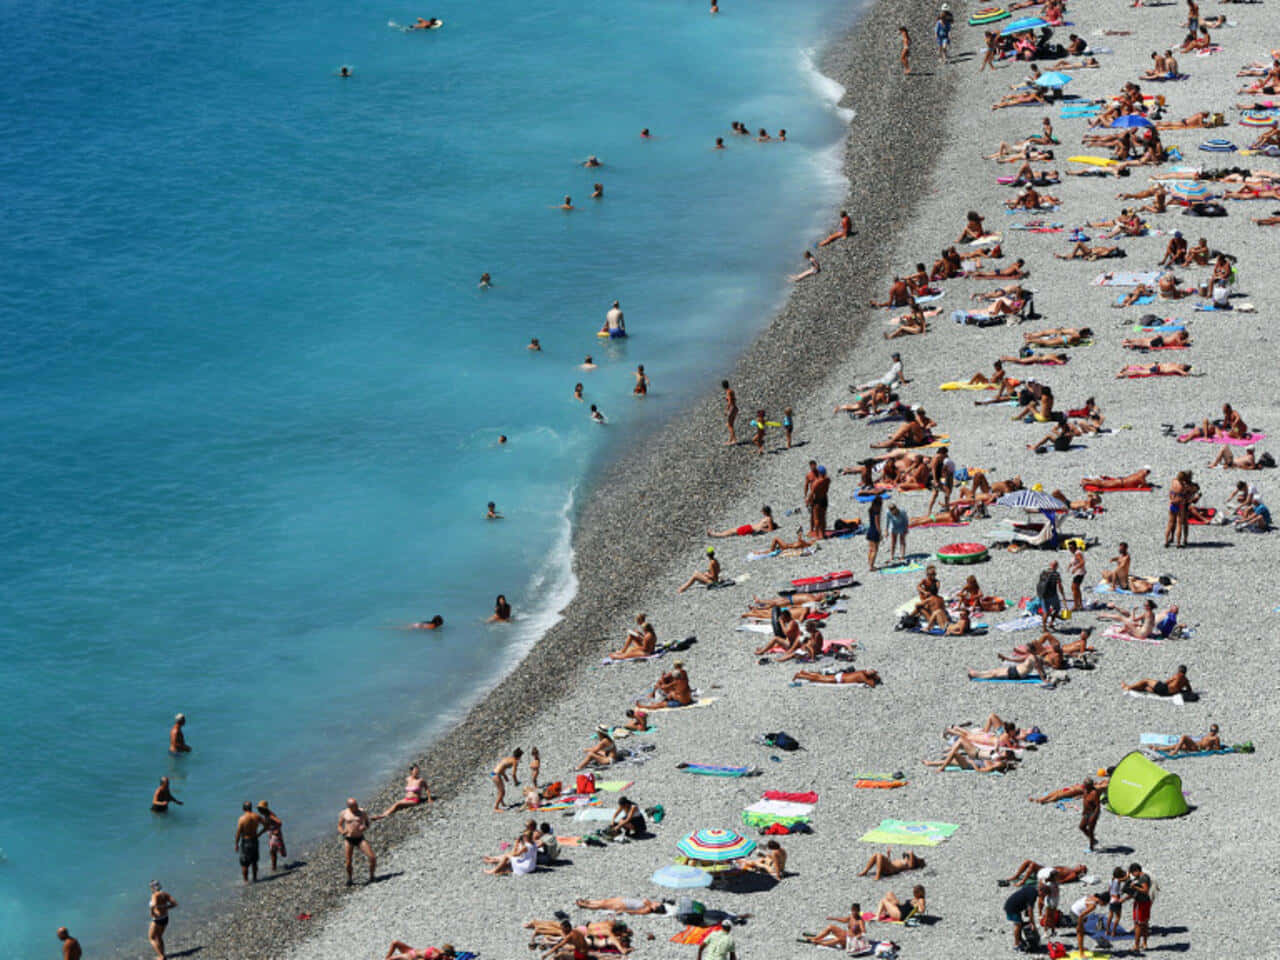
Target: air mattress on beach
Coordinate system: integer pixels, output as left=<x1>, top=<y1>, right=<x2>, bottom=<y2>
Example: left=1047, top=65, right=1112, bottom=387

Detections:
left=1180, top=432, right=1264, bottom=445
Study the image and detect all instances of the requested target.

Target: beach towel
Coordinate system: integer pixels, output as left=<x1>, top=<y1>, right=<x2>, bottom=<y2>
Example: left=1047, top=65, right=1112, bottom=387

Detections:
left=594, top=780, right=634, bottom=792
left=1093, top=270, right=1159, bottom=287
left=855, top=779, right=908, bottom=789
left=911, top=518, right=971, bottom=528
left=670, top=926, right=718, bottom=945
left=1125, top=690, right=1185, bottom=705
left=1139, top=732, right=1179, bottom=746
left=942, top=764, right=1005, bottom=775
left=676, top=762, right=756, bottom=777
left=909, top=623, right=989, bottom=636
left=1194, top=302, right=1233, bottom=312
left=996, top=614, right=1042, bottom=632
left=742, top=799, right=815, bottom=826
left=1180, top=432, right=1265, bottom=445
left=970, top=675, right=1044, bottom=684
left=1150, top=747, right=1236, bottom=759
left=573, top=806, right=619, bottom=822
left=859, top=819, right=959, bottom=846
left=608, top=724, right=656, bottom=739
left=878, top=561, right=926, bottom=575
left=939, top=380, right=996, bottom=391
left=860, top=911, right=918, bottom=926
left=1117, top=368, right=1188, bottom=379
left=1080, top=482, right=1153, bottom=493
left=536, top=795, right=604, bottom=812
left=763, top=789, right=818, bottom=803
left=646, top=697, right=718, bottom=713
left=1082, top=911, right=1129, bottom=941
left=1116, top=293, right=1155, bottom=306
left=735, top=622, right=776, bottom=634
left=602, top=651, right=666, bottom=665
left=746, top=545, right=818, bottom=562
left=1103, top=625, right=1162, bottom=644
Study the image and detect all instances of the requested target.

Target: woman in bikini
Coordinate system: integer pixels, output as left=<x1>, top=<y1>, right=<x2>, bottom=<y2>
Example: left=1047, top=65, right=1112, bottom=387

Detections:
left=791, top=668, right=881, bottom=686
left=858, top=850, right=926, bottom=879
left=876, top=886, right=927, bottom=921
left=803, top=903, right=869, bottom=951
left=374, top=765, right=433, bottom=820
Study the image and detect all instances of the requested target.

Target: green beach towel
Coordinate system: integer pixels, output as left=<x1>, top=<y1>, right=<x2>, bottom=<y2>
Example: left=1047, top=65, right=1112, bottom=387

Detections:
left=858, top=819, right=959, bottom=846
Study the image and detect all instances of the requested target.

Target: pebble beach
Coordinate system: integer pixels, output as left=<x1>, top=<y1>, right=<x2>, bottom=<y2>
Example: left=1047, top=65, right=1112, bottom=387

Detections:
left=173, top=0, right=1280, bottom=957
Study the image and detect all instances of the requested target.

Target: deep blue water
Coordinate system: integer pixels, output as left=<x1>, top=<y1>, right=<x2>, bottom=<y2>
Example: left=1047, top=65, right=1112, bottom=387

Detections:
left=0, top=0, right=855, bottom=953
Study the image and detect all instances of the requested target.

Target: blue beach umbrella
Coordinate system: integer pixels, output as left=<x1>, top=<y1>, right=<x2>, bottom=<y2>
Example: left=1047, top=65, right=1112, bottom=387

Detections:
left=1035, top=72, right=1073, bottom=89
left=651, top=864, right=712, bottom=889
left=996, top=489, right=1066, bottom=512
left=1001, top=16, right=1047, bottom=35
left=1110, top=114, right=1154, bottom=129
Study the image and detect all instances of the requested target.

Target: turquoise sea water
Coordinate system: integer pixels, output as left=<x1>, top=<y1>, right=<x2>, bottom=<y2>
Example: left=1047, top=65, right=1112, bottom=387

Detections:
left=0, top=0, right=856, bottom=953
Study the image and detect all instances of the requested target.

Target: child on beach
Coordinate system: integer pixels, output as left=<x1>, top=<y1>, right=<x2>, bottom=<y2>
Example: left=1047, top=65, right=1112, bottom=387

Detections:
left=783, top=407, right=794, bottom=448
left=1107, top=866, right=1127, bottom=935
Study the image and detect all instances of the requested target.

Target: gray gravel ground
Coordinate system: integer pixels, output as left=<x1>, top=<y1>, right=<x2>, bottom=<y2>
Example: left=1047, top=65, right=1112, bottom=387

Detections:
left=168, top=0, right=1280, bottom=957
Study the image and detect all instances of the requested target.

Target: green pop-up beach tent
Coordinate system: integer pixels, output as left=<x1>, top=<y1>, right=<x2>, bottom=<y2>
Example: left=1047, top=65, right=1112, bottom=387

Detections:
left=1106, top=751, right=1188, bottom=818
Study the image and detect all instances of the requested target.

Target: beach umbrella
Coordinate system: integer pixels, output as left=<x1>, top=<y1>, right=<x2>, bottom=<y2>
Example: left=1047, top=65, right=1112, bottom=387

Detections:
left=1170, top=181, right=1209, bottom=199
left=1110, top=114, right=1154, bottom=129
left=651, top=864, right=712, bottom=889
left=676, top=828, right=756, bottom=862
left=1034, top=72, right=1072, bottom=89
left=1000, top=16, right=1047, bottom=35
left=1241, top=113, right=1278, bottom=127
left=996, top=489, right=1066, bottom=512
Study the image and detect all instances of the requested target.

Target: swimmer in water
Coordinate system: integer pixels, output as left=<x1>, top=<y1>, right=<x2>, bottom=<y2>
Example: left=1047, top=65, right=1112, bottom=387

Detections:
left=488, top=595, right=512, bottom=623
left=778, top=129, right=787, bottom=141
left=715, top=137, right=725, bottom=149
left=558, top=195, right=574, bottom=211
left=411, top=615, right=444, bottom=629
left=498, top=435, right=508, bottom=445
left=573, top=382, right=584, bottom=401
left=411, top=17, right=441, bottom=29
left=711, top=1, right=719, bottom=12
left=151, top=777, right=182, bottom=813
left=640, top=128, right=651, bottom=138
left=590, top=404, right=607, bottom=423
left=757, top=128, right=771, bottom=141
left=339, top=66, right=352, bottom=77
left=479, top=272, right=492, bottom=288
left=170, top=713, right=191, bottom=754
left=581, top=355, right=597, bottom=370
left=486, top=501, right=503, bottom=519
left=591, top=183, right=603, bottom=199
left=527, top=337, right=540, bottom=351
left=583, top=155, right=602, bottom=168
left=634, top=365, right=649, bottom=396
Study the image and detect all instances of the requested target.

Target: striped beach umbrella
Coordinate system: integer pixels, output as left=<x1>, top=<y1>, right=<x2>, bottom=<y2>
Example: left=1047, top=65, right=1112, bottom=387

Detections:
left=996, top=489, right=1066, bottom=511
left=650, top=864, right=713, bottom=889
left=1241, top=113, right=1278, bottom=127
left=676, top=828, right=756, bottom=862
left=1000, top=16, right=1047, bottom=35
left=1170, top=181, right=1209, bottom=199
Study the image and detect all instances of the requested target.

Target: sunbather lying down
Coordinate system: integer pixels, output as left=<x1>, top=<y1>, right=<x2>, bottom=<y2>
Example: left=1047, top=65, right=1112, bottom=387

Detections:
left=1001, top=353, right=1068, bottom=366
left=574, top=897, right=671, bottom=915
left=969, top=651, right=1048, bottom=682
left=1149, top=724, right=1221, bottom=755
left=870, top=420, right=937, bottom=449
left=1123, top=329, right=1191, bottom=349
left=858, top=849, right=926, bottom=879
left=385, top=941, right=458, bottom=960
left=923, top=740, right=1018, bottom=773
left=1023, top=326, right=1092, bottom=346
left=1117, top=362, right=1191, bottom=377
left=1123, top=664, right=1192, bottom=698
left=1055, top=241, right=1123, bottom=261
left=1114, top=283, right=1154, bottom=308
left=1029, top=774, right=1111, bottom=804
left=1004, top=860, right=1088, bottom=885
left=1012, top=627, right=1095, bottom=666
left=1080, top=468, right=1151, bottom=489
left=524, top=918, right=632, bottom=955
left=793, top=668, right=881, bottom=686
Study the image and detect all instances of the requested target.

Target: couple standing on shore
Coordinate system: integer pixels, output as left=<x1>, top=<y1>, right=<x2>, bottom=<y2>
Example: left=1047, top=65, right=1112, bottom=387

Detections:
left=234, top=800, right=288, bottom=883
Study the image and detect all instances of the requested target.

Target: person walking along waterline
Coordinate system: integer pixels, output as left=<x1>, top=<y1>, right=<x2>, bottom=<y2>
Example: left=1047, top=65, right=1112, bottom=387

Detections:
left=338, top=797, right=376, bottom=885
left=234, top=800, right=265, bottom=883
left=148, top=881, right=177, bottom=960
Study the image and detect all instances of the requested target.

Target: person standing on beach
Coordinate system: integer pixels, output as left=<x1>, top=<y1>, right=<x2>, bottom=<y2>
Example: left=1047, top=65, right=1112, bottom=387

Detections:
left=867, top=494, right=884, bottom=570
left=696, top=919, right=737, bottom=960
left=57, top=927, right=81, bottom=960
left=234, top=801, right=265, bottom=883
left=147, top=881, right=176, bottom=960
left=1067, top=541, right=1086, bottom=612
left=722, top=380, right=739, bottom=445
left=491, top=748, right=523, bottom=811
left=980, top=30, right=998, bottom=72
left=886, top=503, right=909, bottom=562
left=1126, top=864, right=1154, bottom=952
left=809, top=467, right=830, bottom=538
left=338, top=798, right=376, bottom=885
left=935, top=5, right=953, bottom=64
left=1079, top=778, right=1101, bottom=852
left=169, top=714, right=190, bottom=754
left=1036, top=561, right=1065, bottom=629
left=899, top=26, right=911, bottom=75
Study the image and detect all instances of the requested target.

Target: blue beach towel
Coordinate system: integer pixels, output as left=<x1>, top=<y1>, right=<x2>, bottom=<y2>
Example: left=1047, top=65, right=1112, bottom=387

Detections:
left=910, top=624, right=989, bottom=635
left=676, top=763, right=756, bottom=777
left=970, top=676, right=1043, bottom=684
left=1117, top=293, right=1155, bottom=306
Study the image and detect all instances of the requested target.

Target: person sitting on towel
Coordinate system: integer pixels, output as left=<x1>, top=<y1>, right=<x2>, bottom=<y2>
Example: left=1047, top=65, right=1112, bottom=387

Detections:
left=1179, top=403, right=1250, bottom=442
left=858, top=849, right=926, bottom=879
left=1099, top=597, right=1157, bottom=637
left=968, top=651, right=1048, bottom=682
left=706, top=505, right=778, bottom=538
left=870, top=419, right=932, bottom=449
left=876, top=886, right=926, bottom=922
left=636, top=661, right=693, bottom=708
left=607, top=796, right=646, bottom=837
left=610, top=614, right=658, bottom=660
left=742, top=840, right=787, bottom=879
left=1152, top=724, right=1221, bottom=755
left=575, top=727, right=619, bottom=771
left=755, top=608, right=803, bottom=658
left=924, top=742, right=1018, bottom=773
left=1209, top=445, right=1257, bottom=469
left=1123, top=664, right=1192, bottom=698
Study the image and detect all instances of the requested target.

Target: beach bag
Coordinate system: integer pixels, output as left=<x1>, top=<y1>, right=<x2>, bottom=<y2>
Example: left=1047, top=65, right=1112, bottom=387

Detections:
left=646, top=803, right=665, bottom=823
left=576, top=773, right=595, bottom=795
left=1259, top=453, right=1276, bottom=468
left=764, top=731, right=801, bottom=751
left=1026, top=727, right=1048, bottom=745
left=1046, top=942, right=1069, bottom=959
left=543, top=780, right=562, bottom=799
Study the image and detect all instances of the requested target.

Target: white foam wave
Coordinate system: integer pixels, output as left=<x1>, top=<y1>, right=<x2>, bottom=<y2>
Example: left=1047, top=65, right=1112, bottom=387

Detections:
left=801, top=46, right=856, bottom=125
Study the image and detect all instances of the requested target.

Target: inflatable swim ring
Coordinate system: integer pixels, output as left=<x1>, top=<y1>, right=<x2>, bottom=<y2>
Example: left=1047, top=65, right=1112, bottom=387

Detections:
left=936, top=542, right=990, bottom=565
left=597, top=328, right=627, bottom=338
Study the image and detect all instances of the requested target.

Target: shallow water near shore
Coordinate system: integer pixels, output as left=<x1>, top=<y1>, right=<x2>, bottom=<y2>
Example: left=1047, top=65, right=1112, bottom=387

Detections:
left=0, top=0, right=860, bottom=953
